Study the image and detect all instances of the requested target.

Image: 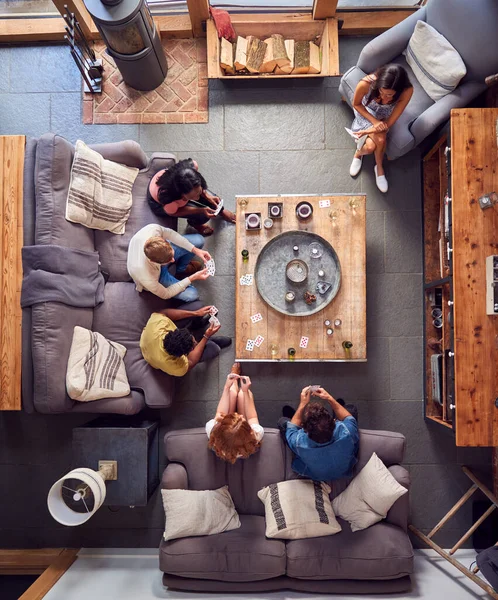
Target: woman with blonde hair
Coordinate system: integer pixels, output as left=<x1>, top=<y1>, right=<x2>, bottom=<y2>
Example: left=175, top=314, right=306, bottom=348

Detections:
left=206, top=364, right=263, bottom=464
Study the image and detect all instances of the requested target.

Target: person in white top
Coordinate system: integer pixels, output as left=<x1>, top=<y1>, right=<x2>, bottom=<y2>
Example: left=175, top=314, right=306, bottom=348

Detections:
left=206, top=363, right=264, bottom=464
left=127, top=224, right=211, bottom=303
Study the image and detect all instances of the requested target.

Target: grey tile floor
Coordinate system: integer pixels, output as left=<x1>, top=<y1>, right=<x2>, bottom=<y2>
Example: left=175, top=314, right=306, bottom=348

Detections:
left=0, top=39, right=492, bottom=549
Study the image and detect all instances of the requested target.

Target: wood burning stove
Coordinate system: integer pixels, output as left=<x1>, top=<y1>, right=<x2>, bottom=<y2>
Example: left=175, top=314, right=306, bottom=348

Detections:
left=84, top=0, right=167, bottom=91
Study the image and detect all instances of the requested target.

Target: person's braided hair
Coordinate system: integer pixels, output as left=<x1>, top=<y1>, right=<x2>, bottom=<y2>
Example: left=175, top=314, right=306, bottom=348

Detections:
left=156, top=159, right=207, bottom=206
left=163, top=328, right=195, bottom=357
left=302, top=402, right=335, bottom=444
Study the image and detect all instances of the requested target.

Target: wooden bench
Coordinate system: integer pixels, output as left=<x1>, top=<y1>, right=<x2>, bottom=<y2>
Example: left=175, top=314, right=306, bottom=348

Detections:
left=0, top=135, right=24, bottom=411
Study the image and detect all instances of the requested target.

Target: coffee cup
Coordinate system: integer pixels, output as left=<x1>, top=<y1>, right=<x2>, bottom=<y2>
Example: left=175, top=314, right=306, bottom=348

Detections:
left=270, top=205, right=280, bottom=217
left=246, top=213, right=260, bottom=228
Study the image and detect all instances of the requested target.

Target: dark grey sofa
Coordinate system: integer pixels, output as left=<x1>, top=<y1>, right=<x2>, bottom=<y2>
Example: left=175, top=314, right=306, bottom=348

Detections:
left=160, top=427, right=414, bottom=593
left=339, top=0, right=498, bottom=159
left=22, top=133, right=179, bottom=414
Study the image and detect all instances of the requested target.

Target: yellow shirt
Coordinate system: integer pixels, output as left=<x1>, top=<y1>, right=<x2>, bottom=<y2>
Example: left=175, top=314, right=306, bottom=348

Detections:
left=140, top=313, right=189, bottom=377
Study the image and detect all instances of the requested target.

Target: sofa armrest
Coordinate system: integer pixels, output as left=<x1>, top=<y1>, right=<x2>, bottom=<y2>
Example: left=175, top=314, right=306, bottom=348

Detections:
left=89, top=140, right=148, bottom=169
left=385, top=465, right=410, bottom=532
left=409, top=81, right=487, bottom=144
left=357, top=8, right=425, bottom=74
left=161, top=463, right=188, bottom=490
left=71, top=390, right=145, bottom=415
left=142, top=152, right=176, bottom=175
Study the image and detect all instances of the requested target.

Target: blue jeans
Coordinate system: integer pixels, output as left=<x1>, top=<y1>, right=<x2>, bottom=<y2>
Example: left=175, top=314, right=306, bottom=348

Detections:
left=159, top=233, right=204, bottom=303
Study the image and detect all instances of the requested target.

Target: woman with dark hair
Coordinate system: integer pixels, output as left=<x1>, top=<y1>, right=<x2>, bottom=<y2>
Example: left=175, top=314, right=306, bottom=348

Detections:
left=147, top=158, right=236, bottom=236
left=349, top=63, right=413, bottom=193
left=206, top=364, right=263, bottom=464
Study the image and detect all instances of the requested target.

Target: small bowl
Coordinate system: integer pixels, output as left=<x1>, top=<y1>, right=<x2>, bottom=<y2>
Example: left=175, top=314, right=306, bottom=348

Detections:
left=264, top=218, right=274, bottom=229
left=296, top=201, right=313, bottom=220
left=245, top=212, right=261, bottom=230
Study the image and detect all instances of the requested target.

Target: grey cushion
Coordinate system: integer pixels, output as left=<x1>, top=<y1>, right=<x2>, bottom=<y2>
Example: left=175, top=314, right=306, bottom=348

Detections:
left=94, top=157, right=176, bottom=282
left=164, top=429, right=286, bottom=516
left=286, top=520, right=414, bottom=580
left=89, top=140, right=148, bottom=169
left=92, top=281, right=174, bottom=408
left=160, top=515, right=286, bottom=582
left=34, top=134, right=95, bottom=251
left=71, top=390, right=145, bottom=414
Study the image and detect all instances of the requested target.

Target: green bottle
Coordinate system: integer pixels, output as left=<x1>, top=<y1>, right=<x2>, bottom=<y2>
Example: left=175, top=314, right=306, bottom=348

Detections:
left=241, top=249, right=249, bottom=263
left=288, top=347, right=296, bottom=361
left=342, top=341, right=353, bottom=359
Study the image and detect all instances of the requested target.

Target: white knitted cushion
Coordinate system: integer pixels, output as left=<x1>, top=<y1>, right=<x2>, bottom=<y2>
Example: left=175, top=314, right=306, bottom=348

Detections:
left=404, top=21, right=466, bottom=102
left=66, top=326, right=130, bottom=402
left=332, top=452, right=407, bottom=532
left=258, top=479, right=341, bottom=539
left=161, top=486, right=240, bottom=541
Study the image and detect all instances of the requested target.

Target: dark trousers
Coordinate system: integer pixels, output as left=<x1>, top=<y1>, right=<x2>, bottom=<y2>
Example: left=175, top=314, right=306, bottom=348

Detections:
left=174, top=300, right=220, bottom=362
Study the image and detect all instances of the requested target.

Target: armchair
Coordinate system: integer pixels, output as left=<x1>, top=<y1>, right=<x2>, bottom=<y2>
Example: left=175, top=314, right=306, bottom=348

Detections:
left=339, top=0, right=498, bottom=159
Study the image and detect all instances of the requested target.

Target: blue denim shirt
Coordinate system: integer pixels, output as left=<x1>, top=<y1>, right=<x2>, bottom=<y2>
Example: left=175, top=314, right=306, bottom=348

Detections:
left=285, top=417, right=359, bottom=481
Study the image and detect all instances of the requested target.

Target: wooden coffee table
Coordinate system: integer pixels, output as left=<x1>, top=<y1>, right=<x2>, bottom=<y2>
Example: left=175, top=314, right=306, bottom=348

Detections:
left=235, top=194, right=366, bottom=362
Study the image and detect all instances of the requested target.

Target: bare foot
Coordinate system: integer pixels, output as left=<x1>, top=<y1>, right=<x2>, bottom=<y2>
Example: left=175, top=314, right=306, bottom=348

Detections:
left=230, top=362, right=241, bottom=375
left=221, top=209, right=236, bottom=224
left=193, top=224, right=214, bottom=237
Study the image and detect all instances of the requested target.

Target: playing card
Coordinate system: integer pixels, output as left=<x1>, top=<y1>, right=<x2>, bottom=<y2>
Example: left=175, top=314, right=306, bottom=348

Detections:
left=245, top=274, right=254, bottom=285
left=254, top=335, right=264, bottom=347
left=250, top=312, right=263, bottom=324
left=209, top=306, right=218, bottom=316
left=213, top=198, right=224, bottom=216
left=319, top=199, right=331, bottom=208
left=206, top=259, right=216, bottom=276
left=310, top=385, right=321, bottom=393
left=246, top=339, right=255, bottom=351
left=299, top=336, right=309, bottom=349
left=209, top=315, right=220, bottom=327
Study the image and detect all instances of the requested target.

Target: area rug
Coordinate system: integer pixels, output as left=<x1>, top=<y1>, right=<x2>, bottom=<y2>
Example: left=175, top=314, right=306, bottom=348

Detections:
left=83, top=39, right=208, bottom=125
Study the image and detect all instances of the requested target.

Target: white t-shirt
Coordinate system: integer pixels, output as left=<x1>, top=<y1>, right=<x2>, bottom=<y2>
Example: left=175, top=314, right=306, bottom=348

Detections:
left=205, top=418, right=264, bottom=442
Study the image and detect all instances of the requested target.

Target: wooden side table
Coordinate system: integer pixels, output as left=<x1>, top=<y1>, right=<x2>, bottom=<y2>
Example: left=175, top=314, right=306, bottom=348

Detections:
left=0, top=135, right=24, bottom=411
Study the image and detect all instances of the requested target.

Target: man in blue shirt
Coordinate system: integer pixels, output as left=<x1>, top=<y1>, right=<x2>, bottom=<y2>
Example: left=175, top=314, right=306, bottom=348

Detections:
left=279, top=386, right=359, bottom=481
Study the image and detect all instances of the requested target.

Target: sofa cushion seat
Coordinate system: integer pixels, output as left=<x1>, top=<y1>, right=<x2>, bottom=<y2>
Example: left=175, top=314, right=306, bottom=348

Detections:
left=286, top=519, right=413, bottom=580
left=160, top=515, right=286, bottom=582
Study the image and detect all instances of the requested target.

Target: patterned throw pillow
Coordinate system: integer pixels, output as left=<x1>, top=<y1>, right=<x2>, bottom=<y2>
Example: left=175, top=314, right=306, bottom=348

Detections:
left=258, top=479, right=342, bottom=539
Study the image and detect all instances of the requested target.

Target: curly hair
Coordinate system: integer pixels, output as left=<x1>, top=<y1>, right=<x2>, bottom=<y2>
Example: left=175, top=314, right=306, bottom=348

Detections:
left=208, top=413, right=261, bottom=464
left=163, top=328, right=195, bottom=357
left=156, top=159, right=207, bottom=206
left=143, top=236, right=174, bottom=264
left=365, top=64, right=412, bottom=106
left=302, top=403, right=335, bottom=444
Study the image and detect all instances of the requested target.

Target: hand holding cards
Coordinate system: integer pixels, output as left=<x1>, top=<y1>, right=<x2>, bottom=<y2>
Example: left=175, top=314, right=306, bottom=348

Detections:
left=205, top=259, right=216, bottom=276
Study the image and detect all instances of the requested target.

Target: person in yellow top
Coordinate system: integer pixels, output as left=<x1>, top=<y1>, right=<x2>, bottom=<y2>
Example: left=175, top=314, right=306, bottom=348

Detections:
left=140, top=302, right=231, bottom=376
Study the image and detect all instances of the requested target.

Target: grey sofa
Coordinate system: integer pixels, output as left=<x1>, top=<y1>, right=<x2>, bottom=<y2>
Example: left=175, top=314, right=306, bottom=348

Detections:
left=160, top=427, right=414, bottom=593
left=22, top=133, right=179, bottom=414
left=339, top=0, right=498, bottom=159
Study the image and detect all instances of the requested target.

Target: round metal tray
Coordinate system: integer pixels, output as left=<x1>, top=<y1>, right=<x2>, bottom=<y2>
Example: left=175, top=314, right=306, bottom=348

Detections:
left=255, top=230, right=341, bottom=317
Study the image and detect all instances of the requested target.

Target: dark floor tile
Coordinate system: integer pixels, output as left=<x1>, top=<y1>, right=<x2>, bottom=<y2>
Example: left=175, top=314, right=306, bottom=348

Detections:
left=456, top=446, right=493, bottom=466
left=0, top=49, right=10, bottom=93
left=339, top=36, right=376, bottom=74
left=0, top=93, right=50, bottom=136
left=385, top=210, right=423, bottom=273
left=366, top=211, right=385, bottom=274
left=325, top=87, right=357, bottom=150
left=10, top=45, right=80, bottom=93
left=390, top=337, right=424, bottom=400
left=410, top=528, right=475, bottom=549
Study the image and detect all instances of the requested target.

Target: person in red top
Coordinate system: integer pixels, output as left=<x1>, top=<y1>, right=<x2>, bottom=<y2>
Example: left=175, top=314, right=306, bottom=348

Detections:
left=147, top=158, right=236, bottom=237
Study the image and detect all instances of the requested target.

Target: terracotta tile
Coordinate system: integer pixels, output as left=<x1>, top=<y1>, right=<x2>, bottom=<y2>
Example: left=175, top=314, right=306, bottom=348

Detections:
left=111, top=97, right=133, bottom=113
left=144, top=97, right=167, bottom=113
left=117, top=113, right=142, bottom=123
left=128, top=96, right=151, bottom=113
left=179, top=96, right=197, bottom=112
left=170, top=46, right=193, bottom=70
left=196, top=40, right=207, bottom=63
left=179, top=64, right=197, bottom=87
left=110, top=71, right=124, bottom=86
left=156, top=86, right=176, bottom=103
left=141, top=114, right=166, bottom=124
left=166, top=60, right=183, bottom=83
left=165, top=97, right=183, bottom=112
left=187, top=79, right=198, bottom=94
left=94, top=113, right=118, bottom=124
left=119, top=83, right=142, bottom=101
left=197, top=86, right=208, bottom=112
left=171, top=80, right=191, bottom=103
left=198, top=63, right=208, bottom=86
left=102, top=80, right=124, bottom=104
left=185, top=111, right=208, bottom=123
left=95, top=96, right=116, bottom=113
left=165, top=113, right=185, bottom=124
left=82, top=100, right=93, bottom=124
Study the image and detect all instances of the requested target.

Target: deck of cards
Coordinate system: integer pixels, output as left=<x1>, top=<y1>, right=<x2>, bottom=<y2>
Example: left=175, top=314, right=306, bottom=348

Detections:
left=240, top=274, right=253, bottom=286
left=205, top=259, right=216, bottom=276
left=209, top=315, right=220, bottom=327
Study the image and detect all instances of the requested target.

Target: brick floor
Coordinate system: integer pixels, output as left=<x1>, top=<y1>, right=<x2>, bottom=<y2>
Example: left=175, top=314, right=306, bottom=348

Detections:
left=83, top=39, right=208, bottom=125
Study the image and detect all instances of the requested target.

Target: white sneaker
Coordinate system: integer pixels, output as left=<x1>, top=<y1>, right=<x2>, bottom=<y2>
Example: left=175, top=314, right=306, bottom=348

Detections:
left=374, top=165, right=388, bottom=193
left=349, top=155, right=363, bottom=177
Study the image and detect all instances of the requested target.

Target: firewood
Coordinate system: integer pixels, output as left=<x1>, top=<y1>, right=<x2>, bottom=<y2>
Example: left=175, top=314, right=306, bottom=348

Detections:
left=293, top=41, right=310, bottom=74
left=309, top=41, right=321, bottom=74
left=271, top=34, right=290, bottom=68
left=279, top=39, right=294, bottom=74
left=234, top=36, right=248, bottom=71
left=260, top=38, right=277, bottom=74
left=220, top=37, right=234, bottom=75
left=246, top=38, right=267, bottom=74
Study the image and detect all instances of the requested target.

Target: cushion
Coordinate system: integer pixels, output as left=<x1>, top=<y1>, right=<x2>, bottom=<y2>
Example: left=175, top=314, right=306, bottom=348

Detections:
left=404, top=21, right=466, bottom=101
left=258, top=479, right=341, bottom=539
left=332, top=453, right=408, bottom=532
left=286, top=519, right=414, bottom=580
left=160, top=514, right=286, bottom=582
left=66, top=140, right=138, bottom=234
left=161, top=486, right=240, bottom=542
left=66, top=326, right=130, bottom=402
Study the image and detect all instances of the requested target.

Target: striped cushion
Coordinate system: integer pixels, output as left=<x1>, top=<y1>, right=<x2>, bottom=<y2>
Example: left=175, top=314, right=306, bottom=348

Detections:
left=66, top=140, right=138, bottom=234
left=404, top=21, right=466, bottom=102
left=257, top=479, right=341, bottom=539
left=66, top=326, right=130, bottom=401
